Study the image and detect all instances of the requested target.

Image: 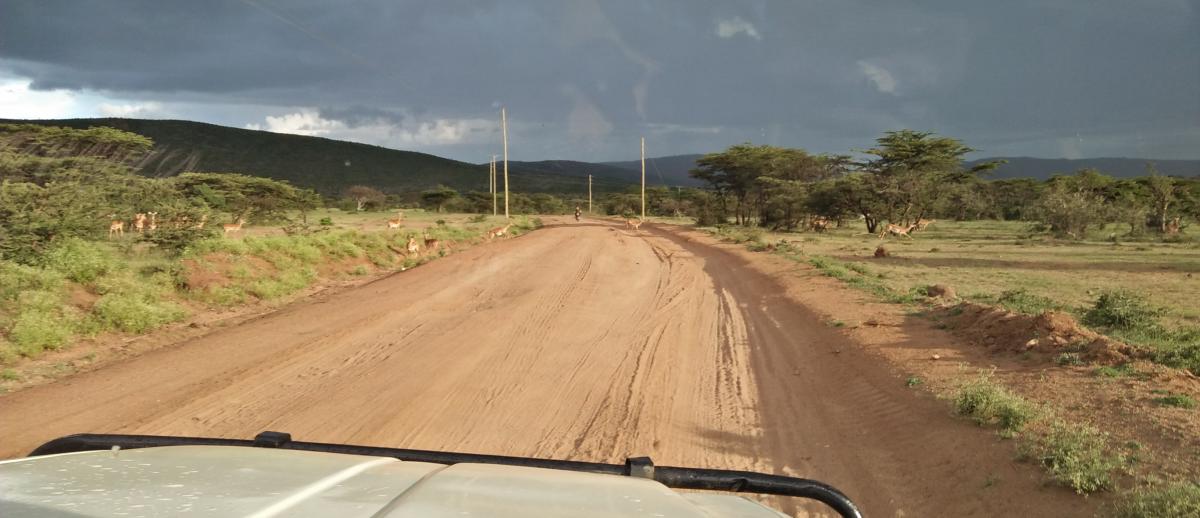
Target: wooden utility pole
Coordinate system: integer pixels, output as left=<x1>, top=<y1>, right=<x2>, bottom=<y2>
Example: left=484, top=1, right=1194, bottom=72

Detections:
left=587, top=174, right=592, bottom=215
left=490, top=154, right=498, bottom=216
left=640, top=137, right=646, bottom=221
left=502, top=107, right=509, bottom=219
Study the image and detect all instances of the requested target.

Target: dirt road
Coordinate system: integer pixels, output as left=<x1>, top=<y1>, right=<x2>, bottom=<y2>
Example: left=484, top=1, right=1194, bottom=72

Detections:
left=0, top=220, right=1086, bottom=516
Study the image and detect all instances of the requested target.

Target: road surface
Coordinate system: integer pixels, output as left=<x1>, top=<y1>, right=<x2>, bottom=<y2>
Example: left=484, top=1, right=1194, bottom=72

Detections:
left=0, top=219, right=1084, bottom=516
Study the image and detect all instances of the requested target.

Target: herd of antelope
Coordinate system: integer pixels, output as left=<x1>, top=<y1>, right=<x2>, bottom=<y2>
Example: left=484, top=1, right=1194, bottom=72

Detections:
left=877, top=218, right=935, bottom=239
left=807, top=215, right=935, bottom=239
left=107, top=212, right=244, bottom=238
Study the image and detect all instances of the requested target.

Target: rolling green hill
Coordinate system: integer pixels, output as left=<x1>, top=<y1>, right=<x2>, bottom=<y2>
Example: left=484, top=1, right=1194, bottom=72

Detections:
left=0, top=118, right=639, bottom=195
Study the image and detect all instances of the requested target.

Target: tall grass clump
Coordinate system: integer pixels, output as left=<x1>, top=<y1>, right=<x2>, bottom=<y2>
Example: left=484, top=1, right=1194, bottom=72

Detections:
left=1110, top=482, right=1200, bottom=518
left=953, top=374, right=1039, bottom=437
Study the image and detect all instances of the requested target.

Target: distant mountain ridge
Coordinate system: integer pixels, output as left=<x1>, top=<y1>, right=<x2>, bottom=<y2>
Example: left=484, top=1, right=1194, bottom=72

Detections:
left=3, top=119, right=1194, bottom=195
left=0, top=118, right=640, bottom=194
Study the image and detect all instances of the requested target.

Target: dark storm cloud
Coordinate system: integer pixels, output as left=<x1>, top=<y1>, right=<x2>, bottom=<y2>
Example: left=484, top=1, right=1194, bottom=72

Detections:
left=318, top=106, right=405, bottom=127
left=1, top=0, right=1197, bottom=161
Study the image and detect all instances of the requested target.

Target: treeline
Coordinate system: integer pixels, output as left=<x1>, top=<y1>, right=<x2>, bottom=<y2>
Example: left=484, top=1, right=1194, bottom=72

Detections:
left=365, top=130, right=1197, bottom=240
left=0, top=124, right=320, bottom=262
left=684, top=131, right=1199, bottom=238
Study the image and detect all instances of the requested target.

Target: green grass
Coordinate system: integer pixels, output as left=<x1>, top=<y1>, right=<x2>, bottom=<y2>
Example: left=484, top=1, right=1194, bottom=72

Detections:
left=807, top=255, right=923, bottom=305
left=725, top=219, right=1200, bottom=328
left=1151, top=394, right=1197, bottom=409
left=985, top=289, right=1064, bottom=315
left=1094, top=363, right=1144, bottom=378
left=1110, top=482, right=1200, bottom=518
left=1020, top=420, right=1125, bottom=494
left=953, top=374, right=1039, bottom=438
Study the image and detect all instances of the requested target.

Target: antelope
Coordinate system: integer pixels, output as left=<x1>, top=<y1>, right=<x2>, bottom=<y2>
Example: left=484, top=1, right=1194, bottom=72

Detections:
left=810, top=217, right=830, bottom=233
left=626, top=219, right=643, bottom=230
left=1166, top=217, right=1181, bottom=235
left=195, top=214, right=208, bottom=230
left=406, top=236, right=421, bottom=255
left=914, top=218, right=935, bottom=232
left=146, top=212, right=158, bottom=231
left=386, top=211, right=404, bottom=229
left=107, top=215, right=125, bottom=238
left=878, top=223, right=918, bottom=239
left=132, top=213, right=147, bottom=233
left=423, top=234, right=440, bottom=252
left=487, top=224, right=512, bottom=239
left=222, top=218, right=245, bottom=235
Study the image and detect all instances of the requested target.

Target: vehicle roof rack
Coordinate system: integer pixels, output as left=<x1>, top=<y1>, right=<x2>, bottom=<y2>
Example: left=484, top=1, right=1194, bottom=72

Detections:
left=29, top=431, right=862, bottom=518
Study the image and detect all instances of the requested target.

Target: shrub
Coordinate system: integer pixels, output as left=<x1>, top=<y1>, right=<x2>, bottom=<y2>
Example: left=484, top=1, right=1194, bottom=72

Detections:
left=93, top=293, right=186, bottom=333
left=1110, top=481, right=1200, bottom=518
left=247, top=267, right=316, bottom=300
left=1084, top=290, right=1163, bottom=331
left=1094, top=364, right=1138, bottom=378
left=140, top=226, right=219, bottom=255
left=1021, top=421, right=1123, bottom=494
left=319, top=217, right=334, bottom=226
left=0, top=262, right=64, bottom=303
left=1153, top=344, right=1200, bottom=377
left=91, top=272, right=186, bottom=333
left=41, top=238, right=117, bottom=283
left=9, top=309, right=72, bottom=355
left=954, top=374, right=1039, bottom=437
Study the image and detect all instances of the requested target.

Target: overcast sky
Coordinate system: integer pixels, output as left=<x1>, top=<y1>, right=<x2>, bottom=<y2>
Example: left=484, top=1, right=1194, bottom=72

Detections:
left=2, top=0, right=1197, bottom=162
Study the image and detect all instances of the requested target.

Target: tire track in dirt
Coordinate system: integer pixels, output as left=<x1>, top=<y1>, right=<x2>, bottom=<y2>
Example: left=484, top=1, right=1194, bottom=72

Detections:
left=1, top=219, right=1087, bottom=517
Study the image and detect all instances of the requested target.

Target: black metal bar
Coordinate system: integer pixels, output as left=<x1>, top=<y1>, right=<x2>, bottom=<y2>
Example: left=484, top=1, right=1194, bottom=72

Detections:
left=27, top=433, right=862, bottom=518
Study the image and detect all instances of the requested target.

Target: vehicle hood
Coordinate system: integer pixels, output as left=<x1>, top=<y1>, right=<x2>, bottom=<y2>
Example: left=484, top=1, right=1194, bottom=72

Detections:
left=0, top=445, right=785, bottom=517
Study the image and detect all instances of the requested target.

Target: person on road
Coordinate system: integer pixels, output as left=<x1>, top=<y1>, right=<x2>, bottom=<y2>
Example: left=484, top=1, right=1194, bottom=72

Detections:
left=575, top=206, right=582, bottom=222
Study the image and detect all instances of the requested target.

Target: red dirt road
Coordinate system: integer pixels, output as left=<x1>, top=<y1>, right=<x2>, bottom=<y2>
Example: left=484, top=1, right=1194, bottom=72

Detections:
left=0, top=220, right=1086, bottom=516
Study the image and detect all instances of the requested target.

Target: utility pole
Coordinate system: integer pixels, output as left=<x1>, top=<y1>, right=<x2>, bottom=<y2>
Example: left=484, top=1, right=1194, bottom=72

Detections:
left=640, top=136, right=646, bottom=221
left=502, top=107, right=509, bottom=219
left=490, top=154, right=498, bottom=216
left=588, top=174, right=592, bottom=215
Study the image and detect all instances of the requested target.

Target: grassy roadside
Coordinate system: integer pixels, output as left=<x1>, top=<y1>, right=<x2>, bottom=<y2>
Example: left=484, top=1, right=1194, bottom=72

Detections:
left=0, top=212, right=539, bottom=384
left=698, top=222, right=1200, bottom=516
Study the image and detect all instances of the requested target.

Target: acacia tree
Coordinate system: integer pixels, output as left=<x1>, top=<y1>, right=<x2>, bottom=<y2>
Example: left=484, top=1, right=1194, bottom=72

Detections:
left=174, top=172, right=318, bottom=223
left=860, top=130, right=996, bottom=227
left=691, top=144, right=844, bottom=226
left=420, top=185, right=459, bottom=213
left=344, top=185, right=385, bottom=212
left=1142, top=164, right=1181, bottom=233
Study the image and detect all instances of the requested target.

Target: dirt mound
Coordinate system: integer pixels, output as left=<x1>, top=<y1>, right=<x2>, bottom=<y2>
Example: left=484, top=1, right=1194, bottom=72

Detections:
left=936, top=302, right=1145, bottom=363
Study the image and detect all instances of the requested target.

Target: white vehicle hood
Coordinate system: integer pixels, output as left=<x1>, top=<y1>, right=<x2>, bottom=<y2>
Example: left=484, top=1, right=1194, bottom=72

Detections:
left=0, top=445, right=786, bottom=517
